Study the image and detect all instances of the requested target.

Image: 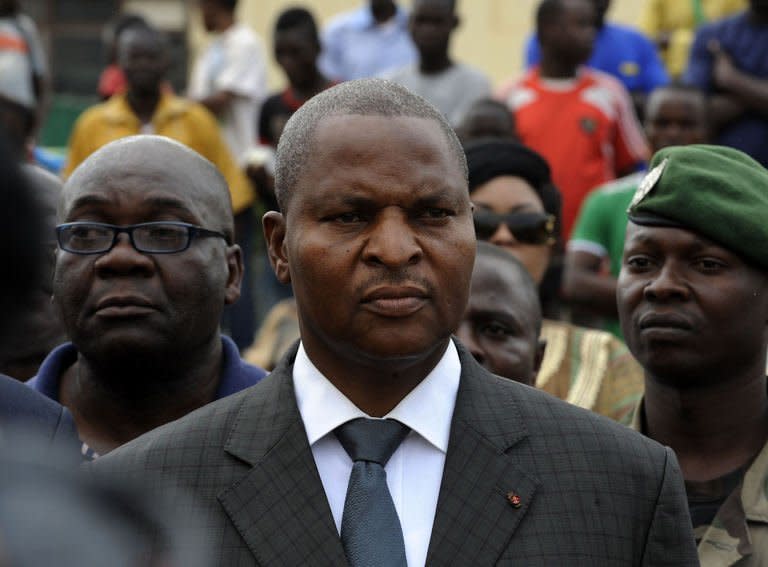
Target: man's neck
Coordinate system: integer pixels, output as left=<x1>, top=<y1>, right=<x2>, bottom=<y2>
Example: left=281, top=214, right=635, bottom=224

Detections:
left=305, top=340, right=450, bottom=417
left=538, top=54, right=579, bottom=80
left=372, top=4, right=396, bottom=24
left=749, top=9, right=768, bottom=26
left=643, top=369, right=768, bottom=482
left=214, top=13, right=235, bottom=33
left=60, top=340, right=223, bottom=455
left=419, top=53, right=452, bottom=75
left=291, top=70, right=329, bottom=100
left=125, top=89, right=161, bottom=124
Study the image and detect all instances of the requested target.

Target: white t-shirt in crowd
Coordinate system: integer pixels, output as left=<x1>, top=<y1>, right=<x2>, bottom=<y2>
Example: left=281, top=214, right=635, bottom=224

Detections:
left=189, top=22, right=267, bottom=163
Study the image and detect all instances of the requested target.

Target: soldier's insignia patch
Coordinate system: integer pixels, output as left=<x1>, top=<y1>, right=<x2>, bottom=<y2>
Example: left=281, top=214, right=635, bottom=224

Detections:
left=628, top=157, right=669, bottom=212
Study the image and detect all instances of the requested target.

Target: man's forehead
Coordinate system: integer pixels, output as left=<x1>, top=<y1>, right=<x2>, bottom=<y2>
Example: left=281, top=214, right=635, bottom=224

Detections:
left=309, top=114, right=459, bottom=169
left=62, top=163, right=220, bottom=222
left=473, top=259, right=531, bottom=307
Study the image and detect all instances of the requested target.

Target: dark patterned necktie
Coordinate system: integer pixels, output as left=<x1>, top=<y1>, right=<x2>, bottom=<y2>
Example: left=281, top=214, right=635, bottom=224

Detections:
left=335, top=418, right=410, bottom=567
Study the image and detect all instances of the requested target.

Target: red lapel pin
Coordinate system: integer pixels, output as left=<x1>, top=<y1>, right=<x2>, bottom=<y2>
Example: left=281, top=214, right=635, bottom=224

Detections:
left=506, top=491, right=522, bottom=508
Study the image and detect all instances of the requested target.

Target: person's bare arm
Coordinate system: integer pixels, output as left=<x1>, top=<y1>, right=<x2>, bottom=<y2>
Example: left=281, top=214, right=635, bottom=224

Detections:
left=197, top=90, right=236, bottom=116
left=563, top=249, right=619, bottom=318
left=711, top=41, right=768, bottom=118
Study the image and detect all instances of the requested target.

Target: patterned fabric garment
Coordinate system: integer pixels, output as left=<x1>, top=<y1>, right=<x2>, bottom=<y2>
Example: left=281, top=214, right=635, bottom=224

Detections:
left=537, top=319, right=644, bottom=424
left=630, top=398, right=768, bottom=566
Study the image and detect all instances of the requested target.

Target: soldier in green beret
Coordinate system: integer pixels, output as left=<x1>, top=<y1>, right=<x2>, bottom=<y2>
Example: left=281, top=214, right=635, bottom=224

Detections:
left=617, top=144, right=768, bottom=565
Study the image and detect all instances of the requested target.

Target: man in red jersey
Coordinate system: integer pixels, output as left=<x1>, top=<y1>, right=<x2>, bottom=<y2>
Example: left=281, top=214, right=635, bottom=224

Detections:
left=496, top=0, right=649, bottom=239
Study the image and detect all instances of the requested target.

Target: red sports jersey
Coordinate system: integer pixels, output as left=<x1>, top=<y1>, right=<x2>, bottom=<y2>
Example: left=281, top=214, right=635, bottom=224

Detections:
left=496, top=67, right=649, bottom=239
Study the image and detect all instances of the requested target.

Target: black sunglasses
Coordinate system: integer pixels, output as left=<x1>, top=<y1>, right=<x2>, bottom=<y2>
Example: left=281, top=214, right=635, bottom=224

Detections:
left=473, top=210, right=556, bottom=245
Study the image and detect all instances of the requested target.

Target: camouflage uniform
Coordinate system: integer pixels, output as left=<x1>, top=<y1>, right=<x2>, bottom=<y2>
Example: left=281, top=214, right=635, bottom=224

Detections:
left=631, top=400, right=768, bottom=566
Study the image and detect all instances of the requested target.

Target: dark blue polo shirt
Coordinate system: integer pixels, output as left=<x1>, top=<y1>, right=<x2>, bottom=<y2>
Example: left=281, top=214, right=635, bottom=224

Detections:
left=27, top=335, right=267, bottom=402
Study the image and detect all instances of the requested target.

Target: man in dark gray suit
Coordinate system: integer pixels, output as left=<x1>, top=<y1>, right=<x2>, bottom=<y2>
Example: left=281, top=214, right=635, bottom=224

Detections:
left=94, top=79, right=698, bottom=566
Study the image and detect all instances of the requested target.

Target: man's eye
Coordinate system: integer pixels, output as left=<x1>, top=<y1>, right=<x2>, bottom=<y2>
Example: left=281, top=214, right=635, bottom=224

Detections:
left=480, top=322, right=512, bottom=338
left=626, top=255, right=653, bottom=270
left=420, top=208, right=452, bottom=219
left=148, top=226, right=183, bottom=240
left=336, top=212, right=366, bottom=223
left=70, top=226, right=106, bottom=240
left=695, top=258, right=726, bottom=273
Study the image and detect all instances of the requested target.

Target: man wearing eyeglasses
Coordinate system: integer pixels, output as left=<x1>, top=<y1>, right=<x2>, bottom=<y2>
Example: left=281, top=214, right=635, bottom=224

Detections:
left=27, top=135, right=266, bottom=459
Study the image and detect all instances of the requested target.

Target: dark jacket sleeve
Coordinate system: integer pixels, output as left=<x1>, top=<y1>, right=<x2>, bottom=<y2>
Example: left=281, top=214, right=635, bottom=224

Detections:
left=641, top=446, right=700, bottom=566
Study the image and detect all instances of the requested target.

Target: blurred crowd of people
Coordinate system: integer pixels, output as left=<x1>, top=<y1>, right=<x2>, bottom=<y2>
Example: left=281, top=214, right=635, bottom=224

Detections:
left=0, top=0, right=767, bottom=565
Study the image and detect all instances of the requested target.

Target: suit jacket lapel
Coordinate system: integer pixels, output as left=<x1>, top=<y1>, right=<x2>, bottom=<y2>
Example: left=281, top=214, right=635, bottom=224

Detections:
left=426, top=343, right=540, bottom=565
left=218, top=344, right=347, bottom=566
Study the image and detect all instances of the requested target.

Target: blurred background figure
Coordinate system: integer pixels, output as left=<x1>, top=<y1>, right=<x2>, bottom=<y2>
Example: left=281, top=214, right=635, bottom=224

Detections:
left=386, top=0, right=491, bottom=126
left=256, top=6, right=334, bottom=203
left=465, top=139, right=644, bottom=423
left=0, top=0, right=47, bottom=137
left=0, top=432, right=211, bottom=566
left=319, top=0, right=416, bottom=81
left=97, top=12, right=150, bottom=100
left=454, top=97, right=518, bottom=144
left=525, top=0, right=669, bottom=117
left=61, top=24, right=250, bottom=213
left=456, top=241, right=546, bottom=387
left=684, top=0, right=768, bottom=167
left=251, top=6, right=334, bottom=328
left=0, top=48, right=67, bottom=378
left=564, top=84, right=709, bottom=338
left=190, top=0, right=266, bottom=350
left=498, top=0, right=650, bottom=241
left=0, top=131, right=76, bottom=446
left=640, top=0, right=745, bottom=79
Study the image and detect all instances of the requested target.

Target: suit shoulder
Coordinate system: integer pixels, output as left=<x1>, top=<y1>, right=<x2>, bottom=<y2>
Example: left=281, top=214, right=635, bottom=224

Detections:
left=94, top=383, right=259, bottom=472
left=488, top=373, right=666, bottom=463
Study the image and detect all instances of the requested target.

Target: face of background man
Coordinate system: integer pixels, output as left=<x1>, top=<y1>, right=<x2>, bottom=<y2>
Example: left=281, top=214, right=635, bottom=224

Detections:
left=456, top=252, right=543, bottom=386
left=266, top=114, right=475, bottom=378
left=54, top=140, right=242, bottom=368
left=617, top=222, right=768, bottom=388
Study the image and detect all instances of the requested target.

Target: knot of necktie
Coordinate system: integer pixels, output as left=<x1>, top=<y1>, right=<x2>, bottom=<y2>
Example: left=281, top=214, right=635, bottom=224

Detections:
left=335, top=418, right=410, bottom=465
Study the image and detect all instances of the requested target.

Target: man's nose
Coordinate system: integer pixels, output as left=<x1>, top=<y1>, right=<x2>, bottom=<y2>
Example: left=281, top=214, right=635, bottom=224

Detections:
left=643, top=263, right=690, bottom=302
left=93, top=233, right=155, bottom=277
left=362, top=210, right=423, bottom=268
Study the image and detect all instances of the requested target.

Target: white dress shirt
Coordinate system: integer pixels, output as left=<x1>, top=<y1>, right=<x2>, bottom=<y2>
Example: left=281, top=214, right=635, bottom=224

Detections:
left=293, top=340, right=461, bottom=567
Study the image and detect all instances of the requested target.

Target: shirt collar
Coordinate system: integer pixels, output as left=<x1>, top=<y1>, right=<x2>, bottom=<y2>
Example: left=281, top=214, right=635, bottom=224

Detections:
left=28, top=336, right=265, bottom=403
left=293, top=339, right=460, bottom=453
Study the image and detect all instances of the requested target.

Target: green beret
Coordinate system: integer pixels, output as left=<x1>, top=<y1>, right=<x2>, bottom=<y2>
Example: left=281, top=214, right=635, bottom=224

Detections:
left=627, top=144, right=768, bottom=270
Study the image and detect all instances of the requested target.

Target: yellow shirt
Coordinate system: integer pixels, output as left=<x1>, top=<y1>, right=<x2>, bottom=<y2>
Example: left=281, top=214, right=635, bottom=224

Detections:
left=63, top=93, right=254, bottom=214
left=640, top=0, right=746, bottom=77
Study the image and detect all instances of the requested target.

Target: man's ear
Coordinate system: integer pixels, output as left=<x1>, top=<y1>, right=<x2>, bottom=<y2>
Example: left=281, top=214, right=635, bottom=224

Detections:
left=223, top=243, right=243, bottom=305
left=263, top=210, right=291, bottom=285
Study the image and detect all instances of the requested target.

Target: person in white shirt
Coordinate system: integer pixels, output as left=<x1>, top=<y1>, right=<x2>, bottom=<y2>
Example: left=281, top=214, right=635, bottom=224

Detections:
left=189, top=0, right=266, bottom=164
left=189, top=0, right=266, bottom=349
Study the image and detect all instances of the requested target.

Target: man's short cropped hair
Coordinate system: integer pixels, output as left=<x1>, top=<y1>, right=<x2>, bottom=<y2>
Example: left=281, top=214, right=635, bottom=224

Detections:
left=536, top=0, right=566, bottom=33
left=274, top=78, right=468, bottom=213
left=274, top=7, right=320, bottom=45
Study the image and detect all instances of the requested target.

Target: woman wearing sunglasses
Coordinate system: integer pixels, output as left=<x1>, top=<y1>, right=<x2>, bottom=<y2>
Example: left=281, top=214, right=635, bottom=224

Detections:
left=465, top=139, right=643, bottom=424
